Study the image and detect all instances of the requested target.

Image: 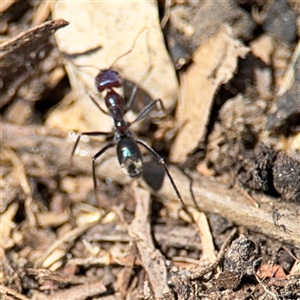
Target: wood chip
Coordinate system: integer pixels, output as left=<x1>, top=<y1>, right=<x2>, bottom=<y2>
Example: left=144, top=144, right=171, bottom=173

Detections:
left=0, top=19, right=69, bottom=108
left=170, top=25, right=249, bottom=162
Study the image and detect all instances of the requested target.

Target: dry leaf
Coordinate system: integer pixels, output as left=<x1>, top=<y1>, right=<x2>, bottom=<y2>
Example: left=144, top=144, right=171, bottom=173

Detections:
left=250, top=34, right=275, bottom=65
left=256, top=264, right=286, bottom=279
left=51, top=1, right=178, bottom=132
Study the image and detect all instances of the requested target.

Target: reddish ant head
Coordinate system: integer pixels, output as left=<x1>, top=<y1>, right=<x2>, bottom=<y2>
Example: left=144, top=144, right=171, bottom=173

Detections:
left=95, top=69, right=123, bottom=92
left=94, top=28, right=148, bottom=93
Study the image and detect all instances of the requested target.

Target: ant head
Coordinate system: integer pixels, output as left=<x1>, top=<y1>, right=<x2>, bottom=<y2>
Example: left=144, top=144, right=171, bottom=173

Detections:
left=93, top=28, right=148, bottom=93
left=95, top=69, right=123, bottom=92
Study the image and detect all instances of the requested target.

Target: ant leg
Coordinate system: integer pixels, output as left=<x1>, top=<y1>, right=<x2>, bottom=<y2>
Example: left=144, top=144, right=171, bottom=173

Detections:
left=88, top=92, right=110, bottom=116
left=71, top=131, right=112, bottom=158
left=92, top=142, right=116, bottom=194
left=135, top=139, right=195, bottom=223
left=124, top=85, right=138, bottom=112
left=129, top=98, right=166, bottom=126
left=70, top=131, right=113, bottom=172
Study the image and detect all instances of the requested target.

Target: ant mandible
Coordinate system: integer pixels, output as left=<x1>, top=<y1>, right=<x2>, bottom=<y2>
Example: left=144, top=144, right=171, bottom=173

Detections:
left=70, top=30, right=193, bottom=222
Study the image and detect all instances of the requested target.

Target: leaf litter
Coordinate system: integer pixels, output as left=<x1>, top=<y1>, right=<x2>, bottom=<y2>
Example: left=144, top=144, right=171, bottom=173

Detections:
left=1, top=1, right=300, bottom=299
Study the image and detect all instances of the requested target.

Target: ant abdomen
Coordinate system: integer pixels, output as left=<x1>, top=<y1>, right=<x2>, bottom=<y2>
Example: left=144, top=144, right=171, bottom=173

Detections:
left=117, top=136, right=143, bottom=178
left=95, top=69, right=123, bottom=92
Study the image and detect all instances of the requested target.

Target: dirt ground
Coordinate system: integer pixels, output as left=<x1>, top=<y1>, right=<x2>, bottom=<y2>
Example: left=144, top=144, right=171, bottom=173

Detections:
left=1, top=1, right=300, bottom=299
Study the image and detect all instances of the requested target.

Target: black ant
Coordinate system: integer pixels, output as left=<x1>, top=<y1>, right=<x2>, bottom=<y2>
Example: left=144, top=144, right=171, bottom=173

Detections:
left=70, top=31, right=193, bottom=222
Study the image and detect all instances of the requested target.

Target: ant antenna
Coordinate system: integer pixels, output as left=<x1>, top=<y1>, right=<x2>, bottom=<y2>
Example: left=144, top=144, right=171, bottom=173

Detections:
left=62, top=27, right=149, bottom=75
left=110, top=27, right=149, bottom=69
left=63, top=58, right=101, bottom=73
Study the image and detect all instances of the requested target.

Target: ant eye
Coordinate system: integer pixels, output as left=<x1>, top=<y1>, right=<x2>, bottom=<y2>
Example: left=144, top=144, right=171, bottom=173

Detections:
left=95, top=69, right=123, bottom=92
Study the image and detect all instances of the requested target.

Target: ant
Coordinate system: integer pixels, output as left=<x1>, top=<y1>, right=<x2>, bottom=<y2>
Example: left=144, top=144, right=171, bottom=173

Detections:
left=70, top=30, right=194, bottom=222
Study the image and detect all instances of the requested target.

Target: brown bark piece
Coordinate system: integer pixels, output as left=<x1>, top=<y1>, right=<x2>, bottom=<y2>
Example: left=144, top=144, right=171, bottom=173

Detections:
left=127, top=184, right=174, bottom=299
left=170, top=25, right=249, bottom=162
left=0, top=19, right=69, bottom=108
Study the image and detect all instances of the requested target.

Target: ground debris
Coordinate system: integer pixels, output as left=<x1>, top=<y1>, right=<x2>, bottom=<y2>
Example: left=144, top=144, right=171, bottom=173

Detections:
left=0, top=19, right=68, bottom=109
left=1, top=1, right=300, bottom=299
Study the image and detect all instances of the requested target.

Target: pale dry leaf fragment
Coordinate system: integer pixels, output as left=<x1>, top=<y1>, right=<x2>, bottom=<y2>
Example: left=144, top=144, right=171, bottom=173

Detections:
left=249, top=34, right=275, bottom=65
left=36, top=211, right=69, bottom=228
left=0, top=285, right=32, bottom=300
left=45, top=92, right=94, bottom=132
left=0, top=202, right=19, bottom=249
left=191, top=209, right=216, bottom=263
left=290, top=260, right=300, bottom=276
left=170, top=25, right=249, bottom=163
left=35, top=221, right=99, bottom=267
left=42, top=248, right=65, bottom=270
left=51, top=1, right=178, bottom=132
